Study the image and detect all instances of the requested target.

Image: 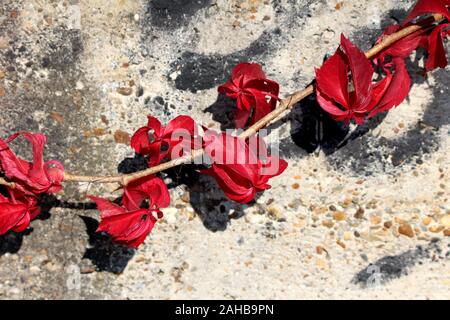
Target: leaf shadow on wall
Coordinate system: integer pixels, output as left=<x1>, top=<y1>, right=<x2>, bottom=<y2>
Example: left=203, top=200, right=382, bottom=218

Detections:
left=56, top=198, right=135, bottom=274
left=0, top=191, right=135, bottom=273
left=352, top=239, right=444, bottom=288
left=164, top=165, right=255, bottom=232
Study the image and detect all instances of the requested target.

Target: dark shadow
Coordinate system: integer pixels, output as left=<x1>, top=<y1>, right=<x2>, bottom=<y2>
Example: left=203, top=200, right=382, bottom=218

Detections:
left=203, top=93, right=238, bottom=131
left=189, top=174, right=251, bottom=232
left=145, top=0, right=212, bottom=30
left=164, top=164, right=250, bottom=231
left=80, top=215, right=135, bottom=274
left=0, top=190, right=133, bottom=273
left=117, top=154, right=149, bottom=174
left=287, top=94, right=351, bottom=154
left=170, top=28, right=281, bottom=92
left=0, top=229, right=32, bottom=256
left=277, top=81, right=389, bottom=160
left=352, top=239, right=444, bottom=288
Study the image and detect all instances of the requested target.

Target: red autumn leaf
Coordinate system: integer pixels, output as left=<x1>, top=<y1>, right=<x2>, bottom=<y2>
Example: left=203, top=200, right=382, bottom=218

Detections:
left=377, top=24, right=450, bottom=72
left=122, top=175, right=170, bottom=213
left=201, top=131, right=287, bottom=203
left=374, top=25, right=428, bottom=66
left=0, top=132, right=65, bottom=195
left=399, top=0, right=450, bottom=71
left=0, top=188, right=40, bottom=235
left=375, top=21, right=449, bottom=71
left=315, top=34, right=374, bottom=124
left=131, top=115, right=196, bottom=166
left=89, top=196, right=163, bottom=248
left=425, top=24, right=450, bottom=70
left=89, top=175, right=169, bottom=247
left=368, top=58, right=412, bottom=118
left=402, top=0, right=450, bottom=26
left=218, top=63, right=280, bottom=128
left=371, top=21, right=448, bottom=115
left=0, top=201, right=28, bottom=235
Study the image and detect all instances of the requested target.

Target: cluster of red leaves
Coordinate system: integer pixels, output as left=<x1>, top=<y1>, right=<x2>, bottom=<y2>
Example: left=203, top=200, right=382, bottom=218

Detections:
left=219, top=63, right=280, bottom=128
left=0, top=110, right=286, bottom=245
left=315, top=0, right=450, bottom=124
left=86, top=113, right=287, bottom=247
left=0, top=132, right=64, bottom=235
left=201, top=130, right=287, bottom=203
left=89, top=115, right=197, bottom=247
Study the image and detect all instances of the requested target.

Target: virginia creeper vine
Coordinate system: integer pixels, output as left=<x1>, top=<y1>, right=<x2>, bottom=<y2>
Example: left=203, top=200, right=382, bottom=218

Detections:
left=1, top=0, right=449, bottom=248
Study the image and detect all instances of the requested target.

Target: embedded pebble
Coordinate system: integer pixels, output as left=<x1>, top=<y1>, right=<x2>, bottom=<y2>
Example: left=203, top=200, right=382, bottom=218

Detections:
left=422, top=217, right=432, bottom=225
left=440, top=215, right=450, bottom=228
left=117, top=87, right=133, bottom=96
left=398, top=223, right=415, bottom=238
left=114, top=130, right=130, bottom=144
left=333, top=211, right=346, bottom=221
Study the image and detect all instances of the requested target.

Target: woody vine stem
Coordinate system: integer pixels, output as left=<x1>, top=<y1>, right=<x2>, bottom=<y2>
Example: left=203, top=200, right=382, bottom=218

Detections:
left=1, top=14, right=445, bottom=189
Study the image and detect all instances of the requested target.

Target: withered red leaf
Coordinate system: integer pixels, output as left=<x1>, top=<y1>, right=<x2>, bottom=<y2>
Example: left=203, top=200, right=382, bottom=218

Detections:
left=131, top=115, right=196, bottom=166
left=0, top=132, right=64, bottom=195
left=89, top=174, right=170, bottom=248
left=218, top=63, right=280, bottom=128
left=201, top=130, right=287, bottom=203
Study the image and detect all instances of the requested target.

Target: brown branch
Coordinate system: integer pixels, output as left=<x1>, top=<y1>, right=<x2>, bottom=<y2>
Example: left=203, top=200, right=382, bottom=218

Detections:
left=0, top=177, right=15, bottom=189
left=63, top=13, right=444, bottom=186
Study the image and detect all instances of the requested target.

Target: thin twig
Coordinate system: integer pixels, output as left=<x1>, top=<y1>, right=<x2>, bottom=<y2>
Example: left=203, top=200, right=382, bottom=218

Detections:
left=62, top=14, right=444, bottom=186
left=0, top=177, right=15, bottom=189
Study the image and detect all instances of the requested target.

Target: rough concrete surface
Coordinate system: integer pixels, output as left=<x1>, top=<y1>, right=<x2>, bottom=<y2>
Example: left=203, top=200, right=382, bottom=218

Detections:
left=0, top=0, right=449, bottom=299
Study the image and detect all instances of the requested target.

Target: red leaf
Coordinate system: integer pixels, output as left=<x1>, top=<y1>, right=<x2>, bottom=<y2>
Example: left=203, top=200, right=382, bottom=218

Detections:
left=201, top=131, right=287, bottom=203
left=403, top=0, right=450, bottom=26
left=11, top=210, right=31, bottom=233
left=0, top=132, right=64, bottom=195
left=0, top=202, right=28, bottom=235
left=130, top=127, right=153, bottom=155
left=374, top=25, right=428, bottom=64
left=315, top=48, right=349, bottom=108
left=425, top=23, right=450, bottom=70
left=232, top=63, right=266, bottom=82
left=368, top=59, right=411, bottom=118
left=374, top=22, right=449, bottom=72
left=315, top=34, right=375, bottom=123
left=131, top=116, right=196, bottom=166
left=218, top=63, right=280, bottom=128
left=131, top=116, right=162, bottom=156
left=89, top=195, right=160, bottom=248
left=88, top=196, right=126, bottom=216
left=316, top=89, right=351, bottom=120
left=203, top=164, right=256, bottom=203
left=122, top=175, right=170, bottom=211
left=340, top=34, right=374, bottom=109
left=0, top=189, right=40, bottom=235
left=163, top=115, right=196, bottom=158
